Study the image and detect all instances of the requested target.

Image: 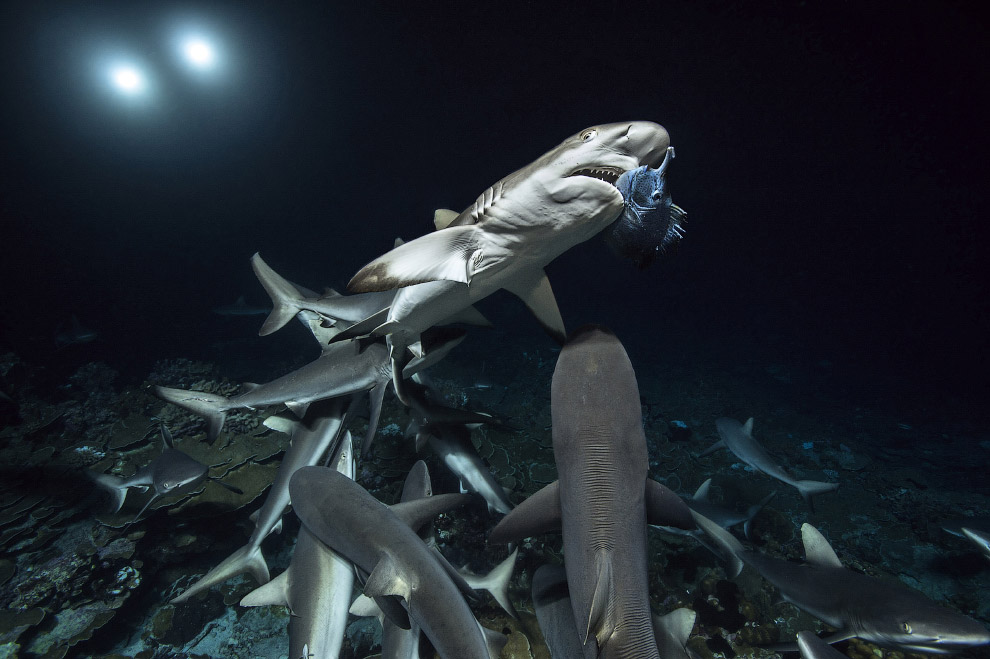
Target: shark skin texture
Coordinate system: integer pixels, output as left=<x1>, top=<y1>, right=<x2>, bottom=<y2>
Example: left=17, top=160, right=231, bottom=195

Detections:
left=490, top=325, right=695, bottom=659
left=740, top=523, right=990, bottom=654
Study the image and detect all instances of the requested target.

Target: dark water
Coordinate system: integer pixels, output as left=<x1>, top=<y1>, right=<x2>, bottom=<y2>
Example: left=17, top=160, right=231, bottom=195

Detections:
left=0, top=1, right=987, bottom=657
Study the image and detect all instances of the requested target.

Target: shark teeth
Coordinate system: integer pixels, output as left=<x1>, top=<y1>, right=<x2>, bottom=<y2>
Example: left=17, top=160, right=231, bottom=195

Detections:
left=570, top=167, right=622, bottom=185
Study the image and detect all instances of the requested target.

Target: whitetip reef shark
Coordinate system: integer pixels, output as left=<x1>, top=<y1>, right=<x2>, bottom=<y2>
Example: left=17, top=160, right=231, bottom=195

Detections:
left=531, top=563, right=698, bottom=659
left=340, top=122, right=673, bottom=403
left=700, top=417, right=838, bottom=510
left=489, top=325, right=695, bottom=659
left=740, top=523, right=990, bottom=654
left=240, top=430, right=357, bottom=659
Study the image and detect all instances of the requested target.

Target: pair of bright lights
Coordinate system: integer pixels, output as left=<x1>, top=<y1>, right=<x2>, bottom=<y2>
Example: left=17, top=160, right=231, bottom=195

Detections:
left=109, top=37, right=216, bottom=96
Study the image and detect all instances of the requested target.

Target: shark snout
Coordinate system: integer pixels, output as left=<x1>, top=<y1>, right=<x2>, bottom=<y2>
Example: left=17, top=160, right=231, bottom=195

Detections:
left=619, top=121, right=670, bottom=167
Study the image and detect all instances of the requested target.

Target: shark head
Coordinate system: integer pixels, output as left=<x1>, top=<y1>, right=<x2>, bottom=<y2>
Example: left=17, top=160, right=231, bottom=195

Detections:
left=535, top=121, right=671, bottom=208
left=865, top=603, right=990, bottom=654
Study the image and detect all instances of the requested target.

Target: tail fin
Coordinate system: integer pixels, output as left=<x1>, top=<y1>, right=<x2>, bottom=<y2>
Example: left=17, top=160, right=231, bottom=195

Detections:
left=154, top=386, right=228, bottom=443
left=795, top=480, right=839, bottom=512
left=172, top=544, right=270, bottom=604
left=460, top=548, right=519, bottom=620
left=89, top=472, right=128, bottom=513
left=251, top=253, right=304, bottom=336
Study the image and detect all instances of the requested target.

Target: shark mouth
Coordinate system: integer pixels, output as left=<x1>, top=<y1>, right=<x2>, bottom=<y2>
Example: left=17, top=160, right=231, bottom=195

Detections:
left=570, top=167, right=624, bottom=185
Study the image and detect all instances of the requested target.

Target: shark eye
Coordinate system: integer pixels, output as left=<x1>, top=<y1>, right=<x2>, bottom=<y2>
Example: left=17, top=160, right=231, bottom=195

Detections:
left=902, top=622, right=913, bottom=634
left=580, top=128, right=598, bottom=142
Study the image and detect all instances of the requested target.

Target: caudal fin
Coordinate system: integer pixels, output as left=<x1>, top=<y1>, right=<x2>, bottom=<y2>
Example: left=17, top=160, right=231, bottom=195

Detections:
left=251, top=253, right=304, bottom=336
left=172, top=544, right=270, bottom=604
left=460, top=548, right=519, bottom=620
left=795, top=480, right=839, bottom=512
left=154, top=386, right=228, bottom=443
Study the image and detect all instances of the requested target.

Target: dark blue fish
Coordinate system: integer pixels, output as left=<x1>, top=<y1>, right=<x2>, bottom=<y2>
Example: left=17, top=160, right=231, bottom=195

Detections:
left=604, top=146, right=686, bottom=268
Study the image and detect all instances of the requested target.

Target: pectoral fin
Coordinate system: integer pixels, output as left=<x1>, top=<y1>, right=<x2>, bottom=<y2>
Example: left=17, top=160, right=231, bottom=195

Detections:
left=348, top=226, right=481, bottom=292
left=364, top=554, right=412, bottom=603
left=503, top=269, right=566, bottom=344
left=488, top=481, right=561, bottom=544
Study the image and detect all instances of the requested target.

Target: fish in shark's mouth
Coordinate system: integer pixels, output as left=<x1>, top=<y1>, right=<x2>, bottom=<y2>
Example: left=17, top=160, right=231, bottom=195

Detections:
left=602, top=146, right=687, bottom=269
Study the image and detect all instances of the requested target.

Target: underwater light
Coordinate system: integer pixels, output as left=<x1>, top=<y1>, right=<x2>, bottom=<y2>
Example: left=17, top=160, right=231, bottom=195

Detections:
left=110, top=65, right=146, bottom=94
left=181, top=38, right=216, bottom=69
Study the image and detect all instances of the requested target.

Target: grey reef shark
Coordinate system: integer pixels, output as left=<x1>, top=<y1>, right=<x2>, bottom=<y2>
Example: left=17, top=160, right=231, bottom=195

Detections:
left=239, top=430, right=357, bottom=659
left=289, top=465, right=507, bottom=659
left=402, top=376, right=514, bottom=515
left=700, top=417, right=838, bottom=510
left=89, top=423, right=241, bottom=525
left=339, top=122, right=683, bottom=403
left=683, top=478, right=775, bottom=540
left=349, top=460, right=519, bottom=658
left=489, top=325, right=695, bottom=659
left=171, top=399, right=349, bottom=604
left=154, top=328, right=463, bottom=451
left=740, top=523, right=990, bottom=654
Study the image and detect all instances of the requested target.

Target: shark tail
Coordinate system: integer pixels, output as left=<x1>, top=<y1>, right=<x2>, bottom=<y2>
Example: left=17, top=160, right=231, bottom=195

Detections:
left=89, top=472, right=128, bottom=513
left=154, top=386, right=228, bottom=443
left=794, top=479, right=839, bottom=512
left=251, top=253, right=303, bottom=336
left=465, top=548, right=519, bottom=620
left=172, top=544, right=270, bottom=604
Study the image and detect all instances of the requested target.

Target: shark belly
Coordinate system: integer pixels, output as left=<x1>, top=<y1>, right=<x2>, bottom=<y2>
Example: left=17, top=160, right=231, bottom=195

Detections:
left=560, top=435, right=657, bottom=659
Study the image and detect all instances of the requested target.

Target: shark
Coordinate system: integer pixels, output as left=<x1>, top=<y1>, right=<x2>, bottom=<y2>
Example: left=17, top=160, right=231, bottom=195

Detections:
left=155, top=329, right=463, bottom=445
left=89, top=423, right=240, bottom=525
left=349, top=460, right=519, bottom=657
left=699, top=418, right=838, bottom=510
left=402, top=378, right=513, bottom=515
left=251, top=252, right=397, bottom=337
left=683, top=478, right=776, bottom=540
left=240, top=430, right=356, bottom=659
left=489, top=325, right=695, bottom=659
left=341, top=122, right=674, bottom=402
left=171, top=400, right=349, bottom=604
left=289, top=465, right=506, bottom=659
left=740, top=523, right=990, bottom=654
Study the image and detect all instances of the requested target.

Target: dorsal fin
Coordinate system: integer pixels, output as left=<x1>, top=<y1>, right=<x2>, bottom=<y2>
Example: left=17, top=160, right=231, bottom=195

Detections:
left=693, top=478, right=712, bottom=501
left=743, top=417, right=754, bottom=435
left=801, top=523, right=843, bottom=568
left=160, top=424, right=175, bottom=450
left=433, top=208, right=460, bottom=230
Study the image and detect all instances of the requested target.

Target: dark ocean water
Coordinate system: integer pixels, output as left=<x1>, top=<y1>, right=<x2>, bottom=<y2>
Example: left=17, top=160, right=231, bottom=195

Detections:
left=0, top=1, right=987, bottom=657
